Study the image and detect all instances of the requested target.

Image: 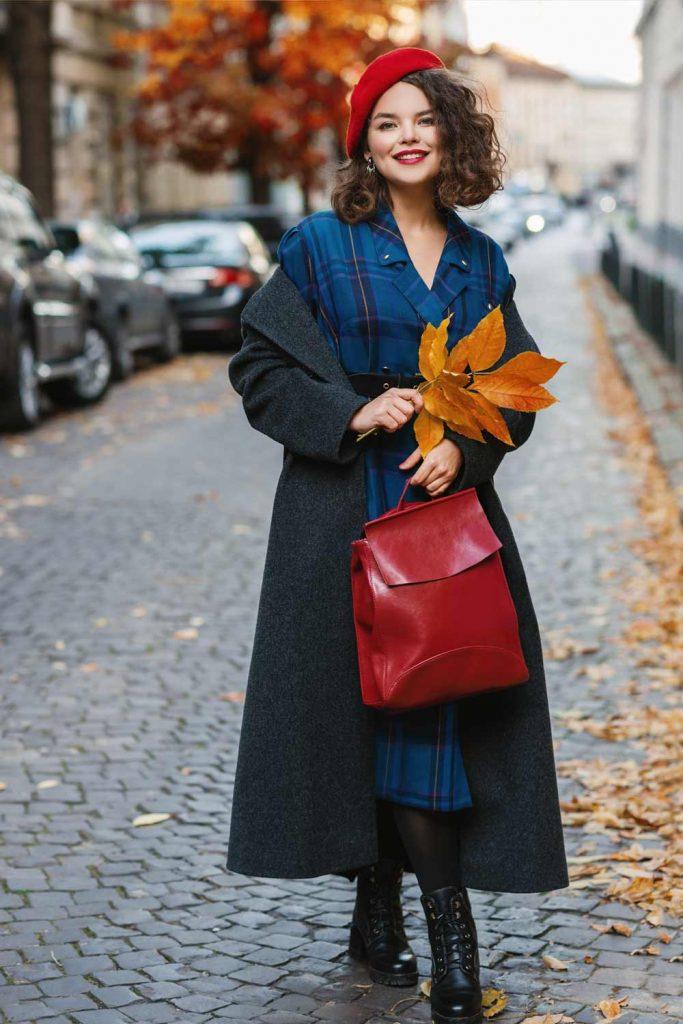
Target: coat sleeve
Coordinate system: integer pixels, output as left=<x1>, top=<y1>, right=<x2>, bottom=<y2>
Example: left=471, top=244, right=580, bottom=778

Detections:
left=228, top=320, right=370, bottom=466
left=443, top=278, right=539, bottom=489
left=276, top=225, right=318, bottom=316
left=229, top=226, right=369, bottom=465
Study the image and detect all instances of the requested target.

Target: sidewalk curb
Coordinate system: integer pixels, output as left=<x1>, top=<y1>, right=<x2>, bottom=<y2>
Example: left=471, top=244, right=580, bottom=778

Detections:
left=586, top=273, right=683, bottom=518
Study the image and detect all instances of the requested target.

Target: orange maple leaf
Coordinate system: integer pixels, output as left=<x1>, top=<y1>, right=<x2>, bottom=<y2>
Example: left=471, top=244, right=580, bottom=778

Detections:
left=355, top=303, right=565, bottom=454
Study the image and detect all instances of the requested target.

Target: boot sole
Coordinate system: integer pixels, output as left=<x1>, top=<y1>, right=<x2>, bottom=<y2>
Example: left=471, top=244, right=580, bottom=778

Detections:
left=348, top=925, right=418, bottom=987
left=432, top=1010, right=483, bottom=1024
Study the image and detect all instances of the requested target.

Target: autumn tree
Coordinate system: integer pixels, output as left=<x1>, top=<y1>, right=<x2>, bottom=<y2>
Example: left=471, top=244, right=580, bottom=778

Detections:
left=113, top=0, right=447, bottom=210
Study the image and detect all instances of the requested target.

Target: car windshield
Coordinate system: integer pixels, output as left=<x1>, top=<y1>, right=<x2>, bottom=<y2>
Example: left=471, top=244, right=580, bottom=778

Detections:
left=130, top=221, right=246, bottom=265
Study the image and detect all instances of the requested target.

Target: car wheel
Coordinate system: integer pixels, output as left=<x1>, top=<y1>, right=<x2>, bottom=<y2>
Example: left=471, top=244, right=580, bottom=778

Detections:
left=110, top=321, right=135, bottom=382
left=0, top=325, right=42, bottom=431
left=45, top=324, right=112, bottom=407
left=156, top=309, right=182, bottom=363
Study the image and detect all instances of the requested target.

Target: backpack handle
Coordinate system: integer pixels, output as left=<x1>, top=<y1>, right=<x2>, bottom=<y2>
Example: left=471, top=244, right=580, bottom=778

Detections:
left=396, top=475, right=413, bottom=509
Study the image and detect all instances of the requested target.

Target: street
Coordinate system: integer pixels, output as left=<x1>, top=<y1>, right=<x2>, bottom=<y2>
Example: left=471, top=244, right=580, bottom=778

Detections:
left=1, top=213, right=681, bottom=1024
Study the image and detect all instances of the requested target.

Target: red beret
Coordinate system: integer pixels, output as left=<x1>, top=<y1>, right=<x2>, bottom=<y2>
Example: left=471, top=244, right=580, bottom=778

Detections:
left=345, top=46, right=446, bottom=159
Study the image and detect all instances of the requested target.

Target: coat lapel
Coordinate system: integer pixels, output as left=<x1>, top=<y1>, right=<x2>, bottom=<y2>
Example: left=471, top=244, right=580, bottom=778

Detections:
left=369, top=197, right=473, bottom=324
left=240, top=265, right=355, bottom=390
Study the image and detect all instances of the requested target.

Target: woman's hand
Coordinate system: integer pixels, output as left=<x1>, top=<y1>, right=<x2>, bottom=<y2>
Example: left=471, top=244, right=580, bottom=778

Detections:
left=348, top=387, right=424, bottom=435
left=399, top=437, right=463, bottom=496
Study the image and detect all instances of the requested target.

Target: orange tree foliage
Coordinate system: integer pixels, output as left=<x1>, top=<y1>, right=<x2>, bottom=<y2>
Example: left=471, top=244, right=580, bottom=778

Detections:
left=112, top=0, right=444, bottom=189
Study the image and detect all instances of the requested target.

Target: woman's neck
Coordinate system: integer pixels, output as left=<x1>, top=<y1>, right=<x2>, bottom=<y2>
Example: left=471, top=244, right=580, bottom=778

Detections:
left=384, top=186, right=444, bottom=232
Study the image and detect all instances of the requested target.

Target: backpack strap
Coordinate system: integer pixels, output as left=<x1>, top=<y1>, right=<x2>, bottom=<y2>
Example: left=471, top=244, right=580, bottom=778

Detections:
left=484, top=235, right=494, bottom=309
left=484, top=236, right=517, bottom=312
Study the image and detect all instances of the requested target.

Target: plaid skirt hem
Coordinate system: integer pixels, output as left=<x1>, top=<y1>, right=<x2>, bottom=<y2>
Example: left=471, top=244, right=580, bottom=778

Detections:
left=373, top=699, right=473, bottom=814
left=374, top=785, right=474, bottom=812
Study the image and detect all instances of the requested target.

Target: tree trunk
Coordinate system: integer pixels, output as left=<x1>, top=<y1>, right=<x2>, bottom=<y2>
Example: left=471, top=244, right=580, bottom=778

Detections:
left=247, top=168, right=272, bottom=205
left=240, top=0, right=280, bottom=206
left=7, top=0, right=55, bottom=216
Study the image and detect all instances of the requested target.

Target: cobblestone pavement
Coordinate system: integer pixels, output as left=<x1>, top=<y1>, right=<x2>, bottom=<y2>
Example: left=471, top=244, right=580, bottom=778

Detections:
left=1, top=212, right=681, bottom=1024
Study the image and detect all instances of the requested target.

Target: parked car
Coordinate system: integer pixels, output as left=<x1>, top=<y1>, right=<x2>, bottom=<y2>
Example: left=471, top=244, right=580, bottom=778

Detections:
left=489, top=207, right=529, bottom=246
left=460, top=193, right=521, bottom=251
left=517, top=192, right=568, bottom=234
left=49, top=217, right=181, bottom=380
left=462, top=208, right=519, bottom=252
left=0, top=174, right=111, bottom=431
left=193, top=205, right=297, bottom=260
left=121, top=203, right=295, bottom=261
left=128, top=219, right=272, bottom=347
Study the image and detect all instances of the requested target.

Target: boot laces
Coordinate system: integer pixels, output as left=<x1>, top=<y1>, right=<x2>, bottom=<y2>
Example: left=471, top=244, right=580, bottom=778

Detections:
left=426, top=893, right=478, bottom=978
left=365, top=864, right=406, bottom=940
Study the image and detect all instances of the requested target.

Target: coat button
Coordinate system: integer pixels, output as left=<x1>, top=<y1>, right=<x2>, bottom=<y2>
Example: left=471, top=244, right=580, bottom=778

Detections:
left=383, top=254, right=390, bottom=259
left=461, top=258, right=468, bottom=265
left=487, top=302, right=493, bottom=309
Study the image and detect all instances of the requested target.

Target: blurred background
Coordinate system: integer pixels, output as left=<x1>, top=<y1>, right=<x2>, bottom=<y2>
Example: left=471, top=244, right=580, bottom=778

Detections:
left=0, top=0, right=679, bottom=430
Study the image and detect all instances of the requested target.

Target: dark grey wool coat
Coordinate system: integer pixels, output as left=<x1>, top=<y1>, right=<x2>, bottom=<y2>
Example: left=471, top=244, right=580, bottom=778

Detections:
left=225, top=264, right=568, bottom=893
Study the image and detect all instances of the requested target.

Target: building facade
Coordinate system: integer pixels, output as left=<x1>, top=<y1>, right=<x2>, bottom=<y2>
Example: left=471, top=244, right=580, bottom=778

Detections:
left=0, top=0, right=240, bottom=217
left=463, top=44, right=637, bottom=199
left=602, top=0, right=682, bottom=371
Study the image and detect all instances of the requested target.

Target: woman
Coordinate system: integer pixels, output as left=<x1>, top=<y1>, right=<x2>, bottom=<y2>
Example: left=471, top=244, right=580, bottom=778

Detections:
left=226, top=46, right=568, bottom=1024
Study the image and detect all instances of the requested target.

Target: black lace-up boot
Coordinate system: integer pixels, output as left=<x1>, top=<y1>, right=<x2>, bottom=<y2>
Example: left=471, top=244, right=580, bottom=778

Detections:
left=348, top=858, right=418, bottom=986
left=420, top=885, right=482, bottom=1024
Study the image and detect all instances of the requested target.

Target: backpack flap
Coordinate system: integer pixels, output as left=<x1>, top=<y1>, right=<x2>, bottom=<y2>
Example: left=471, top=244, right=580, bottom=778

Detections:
left=364, top=487, right=502, bottom=586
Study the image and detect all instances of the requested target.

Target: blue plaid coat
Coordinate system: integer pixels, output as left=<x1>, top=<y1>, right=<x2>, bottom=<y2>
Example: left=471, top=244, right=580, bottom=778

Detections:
left=276, top=197, right=512, bottom=812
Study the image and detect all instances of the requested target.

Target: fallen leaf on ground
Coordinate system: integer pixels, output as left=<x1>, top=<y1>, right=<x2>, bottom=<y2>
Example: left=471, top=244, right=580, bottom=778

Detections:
left=542, top=954, right=570, bottom=971
left=595, top=998, right=628, bottom=1020
left=21, top=494, right=50, bottom=507
left=630, top=945, right=660, bottom=956
left=520, top=1016, right=574, bottom=1024
left=482, top=988, right=507, bottom=1018
left=591, top=921, right=633, bottom=937
left=557, top=305, right=683, bottom=922
left=174, top=627, right=198, bottom=640
left=132, top=812, right=172, bottom=827
left=37, top=779, right=59, bottom=789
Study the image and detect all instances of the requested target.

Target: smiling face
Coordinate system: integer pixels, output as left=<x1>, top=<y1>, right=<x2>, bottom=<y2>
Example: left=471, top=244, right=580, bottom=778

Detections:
left=363, top=80, right=442, bottom=188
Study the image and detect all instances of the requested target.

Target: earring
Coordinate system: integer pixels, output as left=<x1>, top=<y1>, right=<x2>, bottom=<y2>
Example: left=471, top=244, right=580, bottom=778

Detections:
left=366, top=156, right=375, bottom=174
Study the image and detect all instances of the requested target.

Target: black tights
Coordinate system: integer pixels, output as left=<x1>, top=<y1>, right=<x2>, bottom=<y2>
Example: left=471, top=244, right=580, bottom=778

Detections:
left=376, top=797, right=462, bottom=894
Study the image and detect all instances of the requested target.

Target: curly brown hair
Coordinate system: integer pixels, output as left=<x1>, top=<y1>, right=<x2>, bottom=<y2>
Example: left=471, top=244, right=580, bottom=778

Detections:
left=330, top=67, right=507, bottom=224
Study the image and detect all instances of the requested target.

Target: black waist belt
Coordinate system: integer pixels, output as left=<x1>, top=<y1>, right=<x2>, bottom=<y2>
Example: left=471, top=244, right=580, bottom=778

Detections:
left=347, top=371, right=425, bottom=399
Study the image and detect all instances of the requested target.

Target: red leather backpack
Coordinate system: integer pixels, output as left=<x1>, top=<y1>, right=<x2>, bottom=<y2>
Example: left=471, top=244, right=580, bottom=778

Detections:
left=350, top=479, right=529, bottom=712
